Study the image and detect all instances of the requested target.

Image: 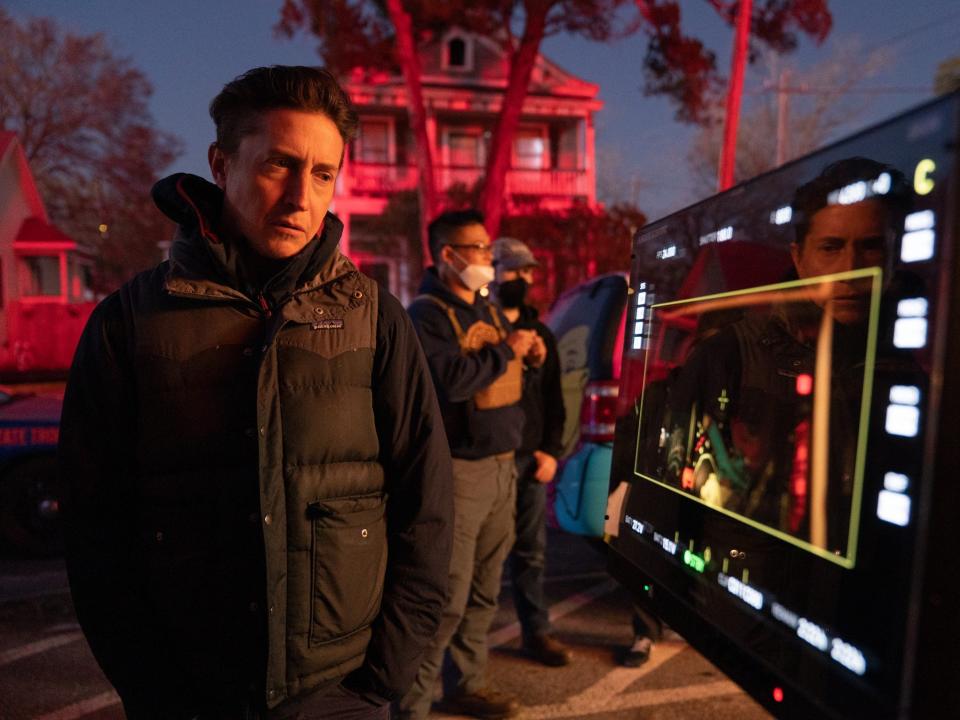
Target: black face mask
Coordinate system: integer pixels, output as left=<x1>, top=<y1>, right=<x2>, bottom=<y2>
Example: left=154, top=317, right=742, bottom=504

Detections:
left=497, top=278, right=528, bottom=308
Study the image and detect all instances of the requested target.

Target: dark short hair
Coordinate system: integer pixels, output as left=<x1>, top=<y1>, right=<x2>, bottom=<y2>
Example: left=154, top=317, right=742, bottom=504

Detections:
left=427, top=209, right=485, bottom=263
left=210, top=65, right=359, bottom=154
left=792, top=156, right=910, bottom=246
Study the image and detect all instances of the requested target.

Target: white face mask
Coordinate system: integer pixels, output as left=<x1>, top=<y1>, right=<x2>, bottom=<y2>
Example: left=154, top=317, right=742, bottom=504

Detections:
left=450, top=250, right=495, bottom=292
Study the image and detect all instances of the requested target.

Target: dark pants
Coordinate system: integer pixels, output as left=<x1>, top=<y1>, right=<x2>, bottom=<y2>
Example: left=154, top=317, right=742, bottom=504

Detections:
left=509, top=453, right=550, bottom=640
left=398, top=454, right=517, bottom=720
left=632, top=601, right=663, bottom=642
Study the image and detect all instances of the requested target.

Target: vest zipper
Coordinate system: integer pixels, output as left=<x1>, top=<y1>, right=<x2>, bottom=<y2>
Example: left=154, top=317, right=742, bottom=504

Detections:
left=258, top=293, right=272, bottom=318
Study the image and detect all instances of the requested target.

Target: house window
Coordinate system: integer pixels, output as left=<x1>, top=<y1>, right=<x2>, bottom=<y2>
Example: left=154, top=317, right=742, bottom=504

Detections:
left=448, top=38, right=466, bottom=67
left=449, top=132, right=483, bottom=167
left=513, top=128, right=548, bottom=169
left=443, top=32, right=473, bottom=71
left=357, top=119, right=392, bottom=164
left=68, top=256, right=95, bottom=301
left=20, top=256, right=60, bottom=297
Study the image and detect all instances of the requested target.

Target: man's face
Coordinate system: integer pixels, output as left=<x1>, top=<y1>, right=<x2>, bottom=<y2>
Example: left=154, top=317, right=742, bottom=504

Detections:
left=440, top=223, right=493, bottom=273
left=209, top=109, right=343, bottom=259
left=791, top=199, right=889, bottom=324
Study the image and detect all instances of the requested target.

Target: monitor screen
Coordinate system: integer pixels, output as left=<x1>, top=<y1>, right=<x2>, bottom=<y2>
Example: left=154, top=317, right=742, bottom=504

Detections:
left=607, top=92, right=959, bottom=719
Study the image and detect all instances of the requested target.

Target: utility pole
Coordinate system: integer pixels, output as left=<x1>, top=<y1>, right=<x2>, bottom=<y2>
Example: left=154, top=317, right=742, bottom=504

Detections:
left=717, top=0, right=752, bottom=191
left=776, top=69, right=791, bottom=166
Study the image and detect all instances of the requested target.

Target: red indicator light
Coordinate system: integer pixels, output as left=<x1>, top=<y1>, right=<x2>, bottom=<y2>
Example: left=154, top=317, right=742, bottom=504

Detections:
left=681, top=467, right=695, bottom=490
left=796, top=373, right=813, bottom=396
left=773, top=687, right=784, bottom=703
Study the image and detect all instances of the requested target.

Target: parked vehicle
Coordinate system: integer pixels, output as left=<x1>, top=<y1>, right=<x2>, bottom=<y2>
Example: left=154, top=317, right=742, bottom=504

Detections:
left=0, top=389, right=62, bottom=556
left=546, top=273, right=627, bottom=537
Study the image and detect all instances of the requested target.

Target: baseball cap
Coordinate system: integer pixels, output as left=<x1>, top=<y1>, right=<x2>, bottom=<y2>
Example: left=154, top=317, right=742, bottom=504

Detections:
left=493, top=237, right=540, bottom=271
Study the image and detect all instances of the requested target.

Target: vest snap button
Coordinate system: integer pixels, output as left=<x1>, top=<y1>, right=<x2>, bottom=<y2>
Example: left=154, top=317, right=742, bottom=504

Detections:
left=263, top=514, right=272, bottom=526
left=353, top=290, right=363, bottom=299
left=361, top=528, right=368, bottom=538
left=314, top=307, right=325, bottom=315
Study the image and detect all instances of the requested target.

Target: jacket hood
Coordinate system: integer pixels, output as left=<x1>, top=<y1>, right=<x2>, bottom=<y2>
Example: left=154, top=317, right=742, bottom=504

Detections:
left=153, top=173, right=345, bottom=304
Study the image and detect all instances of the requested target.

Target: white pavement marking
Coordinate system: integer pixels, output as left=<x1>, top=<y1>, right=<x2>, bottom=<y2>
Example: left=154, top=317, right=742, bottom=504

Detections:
left=521, top=641, right=742, bottom=719
left=488, top=577, right=620, bottom=648
left=523, top=680, right=743, bottom=719
left=33, top=690, right=120, bottom=720
left=0, top=632, right=83, bottom=667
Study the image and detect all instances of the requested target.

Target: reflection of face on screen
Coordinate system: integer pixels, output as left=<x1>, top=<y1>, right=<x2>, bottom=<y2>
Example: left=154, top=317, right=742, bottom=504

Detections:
left=791, top=200, right=889, bottom=325
left=633, top=157, right=919, bottom=562
left=637, top=274, right=879, bottom=560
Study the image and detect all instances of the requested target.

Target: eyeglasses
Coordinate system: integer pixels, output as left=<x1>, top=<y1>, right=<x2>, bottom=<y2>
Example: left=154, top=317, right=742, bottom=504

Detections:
left=447, top=243, right=493, bottom=255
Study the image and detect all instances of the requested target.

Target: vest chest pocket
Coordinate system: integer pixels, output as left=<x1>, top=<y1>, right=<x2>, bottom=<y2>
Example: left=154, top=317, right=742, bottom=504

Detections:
left=307, top=494, right=387, bottom=646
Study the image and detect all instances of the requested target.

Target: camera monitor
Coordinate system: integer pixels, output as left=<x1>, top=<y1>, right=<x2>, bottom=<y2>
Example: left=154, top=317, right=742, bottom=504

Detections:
left=607, top=92, right=959, bottom=719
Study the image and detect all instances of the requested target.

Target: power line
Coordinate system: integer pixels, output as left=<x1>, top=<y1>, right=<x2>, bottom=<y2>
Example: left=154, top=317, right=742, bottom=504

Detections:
left=748, top=85, right=933, bottom=96
left=869, top=7, right=960, bottom=53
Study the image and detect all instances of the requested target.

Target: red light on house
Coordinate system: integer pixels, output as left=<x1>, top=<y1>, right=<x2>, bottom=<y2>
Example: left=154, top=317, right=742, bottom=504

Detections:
left=796, top=373, right=813, bottom=396
left=772, top=687, right=784, bottom=703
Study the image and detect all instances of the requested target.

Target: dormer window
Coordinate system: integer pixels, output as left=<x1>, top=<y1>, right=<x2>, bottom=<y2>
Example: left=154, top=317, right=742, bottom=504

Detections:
left=443, top=32, right=473, bottom=72
left=448, top=38, right=466, bottom=67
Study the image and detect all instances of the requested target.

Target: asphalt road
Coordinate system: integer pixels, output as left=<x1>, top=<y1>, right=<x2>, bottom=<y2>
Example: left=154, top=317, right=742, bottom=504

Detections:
left=0, top=531, right=773, bottom=720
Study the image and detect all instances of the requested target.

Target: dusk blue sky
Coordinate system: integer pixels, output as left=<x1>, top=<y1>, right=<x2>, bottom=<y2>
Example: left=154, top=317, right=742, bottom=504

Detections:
left=6, top=1, right=960, bottom=221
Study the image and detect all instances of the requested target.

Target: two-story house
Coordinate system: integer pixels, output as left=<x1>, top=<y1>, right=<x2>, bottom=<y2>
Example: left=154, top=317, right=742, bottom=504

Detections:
left=333, top=29, right=602, bottom=304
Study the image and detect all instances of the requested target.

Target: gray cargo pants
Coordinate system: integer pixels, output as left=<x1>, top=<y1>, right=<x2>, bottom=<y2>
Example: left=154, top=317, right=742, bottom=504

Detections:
left=397, top=453, right=517, bottom=720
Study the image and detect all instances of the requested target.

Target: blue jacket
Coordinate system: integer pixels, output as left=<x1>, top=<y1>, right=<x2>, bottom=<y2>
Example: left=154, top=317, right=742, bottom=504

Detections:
left=408, top=268, right=524, bottom=459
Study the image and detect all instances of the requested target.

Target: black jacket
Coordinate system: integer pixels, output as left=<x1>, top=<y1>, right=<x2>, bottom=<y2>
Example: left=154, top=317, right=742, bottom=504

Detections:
left=59, top=174, right=453, bottom=717
left=511, top=304, right=565, bottom=460
left=408, top=268, right=524, bottom=459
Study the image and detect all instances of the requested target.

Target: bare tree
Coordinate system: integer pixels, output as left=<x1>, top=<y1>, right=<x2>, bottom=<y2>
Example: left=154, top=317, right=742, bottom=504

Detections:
left=686, top=39, right=889, bottom=195
left=0, top=9, right=182, bottom=289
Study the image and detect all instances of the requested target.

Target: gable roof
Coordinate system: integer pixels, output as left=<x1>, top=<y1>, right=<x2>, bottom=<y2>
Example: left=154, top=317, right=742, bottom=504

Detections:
left=0, top=132, right=47, bottom=222
left=15, top=216, right=76, bottom=248
left=347, top=28, right=600, bottom=103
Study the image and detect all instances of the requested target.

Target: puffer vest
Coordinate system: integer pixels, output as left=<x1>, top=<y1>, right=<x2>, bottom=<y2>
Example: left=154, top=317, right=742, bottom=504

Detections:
left=123, top=247, right=383, bottom=708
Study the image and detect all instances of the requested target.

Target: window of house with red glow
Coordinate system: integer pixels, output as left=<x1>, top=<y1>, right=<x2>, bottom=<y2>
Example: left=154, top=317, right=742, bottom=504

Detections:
left=357, top=120, right=391, bottom=164
left=20, top=255, right=60, bottom=297
left=449, top=131, right=484, bottom=167
left=514, top=128, right=548, bottom=170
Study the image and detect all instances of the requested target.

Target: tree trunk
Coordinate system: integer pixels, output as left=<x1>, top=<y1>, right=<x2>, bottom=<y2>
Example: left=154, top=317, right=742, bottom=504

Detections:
left=386, top=0, right=438, bottom=267
left=478, top=1, right=549, bottom=239
left=717, top=0, right=752, bottom=191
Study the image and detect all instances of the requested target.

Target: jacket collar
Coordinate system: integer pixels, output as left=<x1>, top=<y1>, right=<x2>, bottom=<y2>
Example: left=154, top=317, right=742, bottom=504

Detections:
left=152, top=173, right=349, bottom=306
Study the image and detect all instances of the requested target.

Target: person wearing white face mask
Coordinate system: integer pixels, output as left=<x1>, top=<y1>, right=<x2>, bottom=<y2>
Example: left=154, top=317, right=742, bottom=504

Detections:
left=401, top=210, right=539, bottom=720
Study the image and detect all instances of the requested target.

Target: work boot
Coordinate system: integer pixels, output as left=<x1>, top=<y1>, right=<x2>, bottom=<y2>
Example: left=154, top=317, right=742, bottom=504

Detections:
left=434, top=686, right=520, bottom=719
left=618, top=635, right=653, bottom=667
left=523, top=634, right=573, bottom=667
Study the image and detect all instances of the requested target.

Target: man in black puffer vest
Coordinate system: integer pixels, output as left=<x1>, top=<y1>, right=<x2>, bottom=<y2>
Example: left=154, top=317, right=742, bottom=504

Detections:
left=59, top=66, right=453, bottom=720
